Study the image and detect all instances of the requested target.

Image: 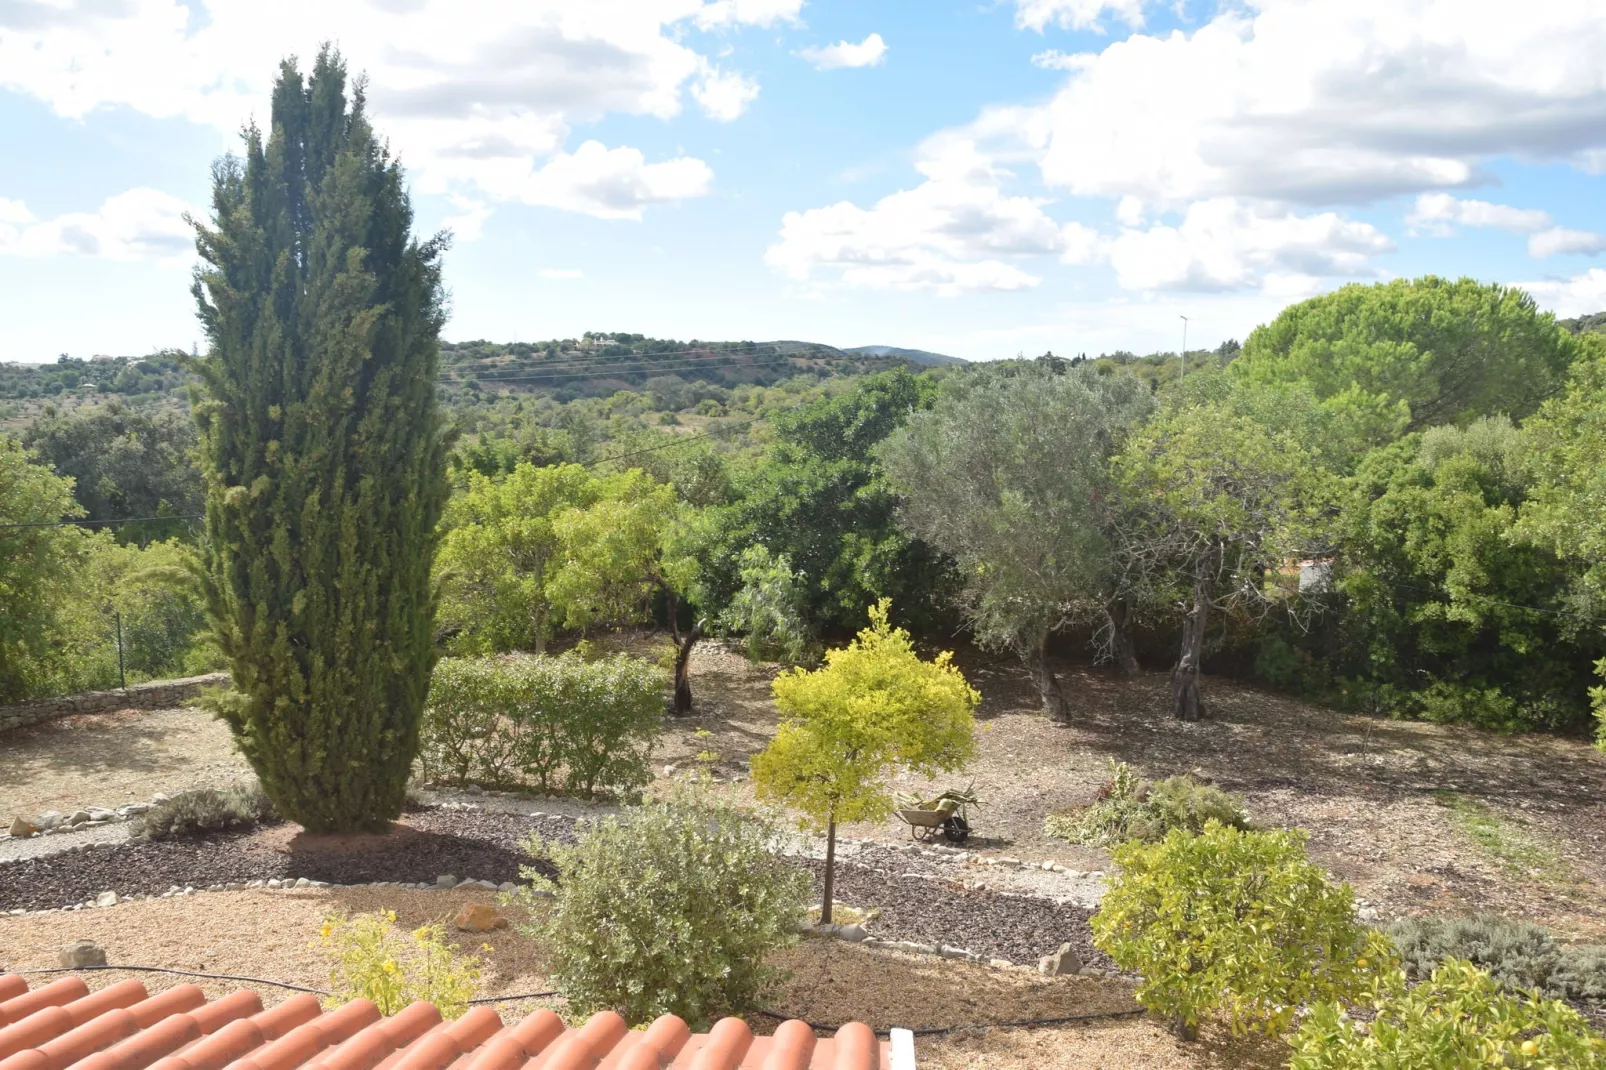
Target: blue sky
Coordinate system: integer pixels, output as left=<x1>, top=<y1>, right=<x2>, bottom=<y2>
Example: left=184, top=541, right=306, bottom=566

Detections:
left=4, top=0, right=1606, bottom=362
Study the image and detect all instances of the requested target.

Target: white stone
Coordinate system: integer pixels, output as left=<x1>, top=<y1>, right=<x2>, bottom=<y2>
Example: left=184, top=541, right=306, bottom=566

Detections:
left=989, top=959, right=1012, bottom=969
left=474, top=879, right=499, bottom=890
left=836, top=924, right=867, bottom=943
left=293, top=877, right=310, bottom=889
left=94, top=891, right=118, bottom=908
left=436, top=875, right=458, bottom=888
left=499, top=882, right=516, bottom=894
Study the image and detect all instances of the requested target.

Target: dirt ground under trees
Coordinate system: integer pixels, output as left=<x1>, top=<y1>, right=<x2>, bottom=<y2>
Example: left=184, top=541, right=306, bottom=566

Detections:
left=5, top=634, right=1606, bottom=942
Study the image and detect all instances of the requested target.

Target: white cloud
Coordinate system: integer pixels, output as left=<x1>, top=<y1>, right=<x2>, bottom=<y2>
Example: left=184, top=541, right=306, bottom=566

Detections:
left=1030, top=50, right=1085, bottom=71
left=1515, top=268, right=1606, bottom=318
left=442, top=196, right=493, bottom=242
left=692, top=64, right=761, bottom=121
left=1022, top=0, right=1606, bottom=209
left=0, top=0, right=785, bottom=219
left=0, top=188, right=194, bottom=260
left=538, top=268, right=585, bottom=279
left=520, top=141, right=713, bottom=221
left=1015, top=0, right=1147, bottom=33
left=1104, top=197, right=1393, bottom=292
left=799, top=33, right=888, bottom=71
left=766, top=138, right=1085, bottom=295
left=1407, top=193, right=1552, bottom=236
left=1404, top=193, right=1604, bottom=257
left=694, top=0, right=804, bottom=29
left=1527, top=226, right=1606, bottom=259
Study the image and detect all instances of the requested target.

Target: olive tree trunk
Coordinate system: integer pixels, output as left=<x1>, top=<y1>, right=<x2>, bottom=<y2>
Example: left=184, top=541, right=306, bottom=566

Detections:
left=1106, top=597, right=1141, bottom=677
left=1029, top=631, right=1070, bottom=723
left=1171, top=542, right=1221, bottom=721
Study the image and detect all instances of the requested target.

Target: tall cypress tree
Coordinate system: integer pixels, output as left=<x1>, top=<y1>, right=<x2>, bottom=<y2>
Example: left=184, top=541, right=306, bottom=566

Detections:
left=189, top=49, right=449, bottom=832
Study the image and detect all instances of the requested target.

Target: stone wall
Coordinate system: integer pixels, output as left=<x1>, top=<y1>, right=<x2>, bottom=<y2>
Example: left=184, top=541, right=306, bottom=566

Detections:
left=0, top=673, right=230, bottom=734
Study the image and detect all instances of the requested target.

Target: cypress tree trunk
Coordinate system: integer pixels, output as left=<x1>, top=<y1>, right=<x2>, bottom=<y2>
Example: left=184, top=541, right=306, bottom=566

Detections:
left=190, top=49, right=449, bottom=832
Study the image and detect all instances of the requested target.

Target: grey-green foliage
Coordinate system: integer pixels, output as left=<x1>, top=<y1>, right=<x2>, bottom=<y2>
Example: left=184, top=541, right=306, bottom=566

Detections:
left=718, top=544, right=814, bottom=664
left=420, top=652, right=664, bottom=797
left=1045, top=760, right=1250, bottom=847
left=188, top=49, right=449, bottom=832
left=509, top=789, right=810, bottom=1029
left=133, top=784, right=277, bottom=841
left=1387, top=914, right=1606, bottom=1001
left=879, top=360, right=1153, bottom=658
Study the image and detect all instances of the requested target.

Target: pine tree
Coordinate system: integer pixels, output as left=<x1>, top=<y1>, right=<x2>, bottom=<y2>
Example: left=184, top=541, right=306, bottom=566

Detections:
left=189, top=49, right=449, bottom=832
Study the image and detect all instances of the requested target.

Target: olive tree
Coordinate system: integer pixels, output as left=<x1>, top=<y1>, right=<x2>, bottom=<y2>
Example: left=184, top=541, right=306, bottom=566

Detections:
left=1112, top=393, right=1332, bottom=721
left=878, top=360, right=1152, bottom=719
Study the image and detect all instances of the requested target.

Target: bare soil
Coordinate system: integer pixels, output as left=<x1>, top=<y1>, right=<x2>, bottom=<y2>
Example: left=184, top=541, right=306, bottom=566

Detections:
left=0, top=890, right=1272, bottom=1068
left=0, top=706, right=250, bottom=818
left=650, top=638, right=1606, bottom=941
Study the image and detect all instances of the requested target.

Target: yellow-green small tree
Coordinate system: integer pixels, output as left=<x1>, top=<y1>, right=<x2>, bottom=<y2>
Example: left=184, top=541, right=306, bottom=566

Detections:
left=752, top=600, right=978, bottom=923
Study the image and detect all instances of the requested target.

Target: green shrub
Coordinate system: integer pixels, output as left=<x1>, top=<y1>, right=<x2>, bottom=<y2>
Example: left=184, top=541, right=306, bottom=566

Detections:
left=132, top=784, right=276, bottom=841
left=420, top=652, right=663, bottom=797
left=509, top=789, right=810, bottom=1029
left=1044, top=760, right=1249, bottom=847
left=1388, top=914, right=1606, bottom=1002
left=1289, top=960, right=1606, bottom=1069
left=317, top=910, right=481, bottom=1018
left=1090, top=823, right=1390, bottom=1040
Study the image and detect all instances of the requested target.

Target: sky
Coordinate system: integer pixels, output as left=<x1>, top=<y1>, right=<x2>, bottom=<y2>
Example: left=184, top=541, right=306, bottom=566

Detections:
left=4, top=0, right=1606, bottom=362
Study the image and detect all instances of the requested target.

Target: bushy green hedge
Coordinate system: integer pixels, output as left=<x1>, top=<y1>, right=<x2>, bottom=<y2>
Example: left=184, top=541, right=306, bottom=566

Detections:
left=508, top=790, right=809, bottom=1028
left=1290, top=959, right=1606, bottom=1069
left=1091, top=823, right=1390, bottom=1040
left=420, top=652, right=663, bottom=798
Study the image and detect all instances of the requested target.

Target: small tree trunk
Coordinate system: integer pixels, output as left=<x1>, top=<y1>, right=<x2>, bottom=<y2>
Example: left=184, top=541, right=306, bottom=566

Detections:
left=672, top=618, right=704, bottom=717
left=1171, top=543, right=1220, bottom=721
left=1107, top=597, right=1140, bottom=678
left=821, top=811, right=837, bottom=925
left=1029, top=632, right=1070, bottom=723
left=1173, top=1017, right=1198, bottom=1042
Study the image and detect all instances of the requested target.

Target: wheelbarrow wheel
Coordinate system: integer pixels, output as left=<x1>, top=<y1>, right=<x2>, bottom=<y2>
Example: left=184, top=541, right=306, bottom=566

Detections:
left=912, top=823, right=935, bottom=842
left=941, top=814, right=970, bottom=845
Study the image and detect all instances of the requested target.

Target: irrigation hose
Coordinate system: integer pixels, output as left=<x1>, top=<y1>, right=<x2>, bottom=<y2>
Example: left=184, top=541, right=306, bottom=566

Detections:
left=9, top=965, right=558, bottom=1004
left=9, top=964, right=1143, bottom=1034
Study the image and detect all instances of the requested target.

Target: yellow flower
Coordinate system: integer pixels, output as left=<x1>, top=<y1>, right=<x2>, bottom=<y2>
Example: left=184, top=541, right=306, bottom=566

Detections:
left=382, top=959, right=398, bottom=974
left=1521, top=1041, right=1538, bottom=1057
left=1355, top=957, right=1367, bottom=968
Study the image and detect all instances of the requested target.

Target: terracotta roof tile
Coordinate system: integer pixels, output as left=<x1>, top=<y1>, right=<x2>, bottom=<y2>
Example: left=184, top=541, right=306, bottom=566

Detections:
left=0, top=978, right=891, bottom=1070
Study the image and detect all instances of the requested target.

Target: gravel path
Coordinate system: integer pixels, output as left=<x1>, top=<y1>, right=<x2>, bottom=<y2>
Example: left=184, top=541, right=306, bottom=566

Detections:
left=0, top=806, right=1104, bottom=965
left=0, top=822, right=130, bottom=863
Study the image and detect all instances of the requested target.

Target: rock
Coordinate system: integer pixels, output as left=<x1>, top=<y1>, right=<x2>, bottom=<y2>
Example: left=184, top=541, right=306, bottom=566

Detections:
left=68, top=810, right=91, bottom=826
left=94, top=891, right=118, bottom=908
left=436, top=874, right=458, bottom=889
left=474, top=879, right=499, bottom=891
left=293, top=877, right=310, bottom=889
left=1038, top=942, right=1082, bottom=976
left=989, top=958, right=1013, bottom=969
left=151, top=793, right=171, bottom=804
left=498, top=882, right=516, bottom=894
left=836, top=924, right=868, bottom=943
left=9, top=816, right=39, bottom=837
left=1357, top=906, right=1380, bottom=922
left=1041, top=860, right=1056, bottom=871
left=940, top=945, right=975, bottom=960
left=453, top=904, right=508, bottom=933
left=37, top=811, right=65, bottom=830
left=59, top=940, right=107, bottom=968
left=266, top=879, right=282, bottom=889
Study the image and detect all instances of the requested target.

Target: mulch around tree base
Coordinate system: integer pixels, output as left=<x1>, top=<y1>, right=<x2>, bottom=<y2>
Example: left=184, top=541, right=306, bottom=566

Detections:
left=0, top=806, right=1104, bottom=966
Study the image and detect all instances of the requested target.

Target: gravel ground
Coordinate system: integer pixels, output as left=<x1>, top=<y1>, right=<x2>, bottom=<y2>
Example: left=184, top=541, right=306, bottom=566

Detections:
left=0, top=806, right=1104, bottom=966
left=0, top=822, right=130, bottom=863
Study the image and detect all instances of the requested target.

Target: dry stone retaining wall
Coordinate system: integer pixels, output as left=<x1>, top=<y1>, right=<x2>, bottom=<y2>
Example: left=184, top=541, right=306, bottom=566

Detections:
left=0, top=673, right=230, bottom=733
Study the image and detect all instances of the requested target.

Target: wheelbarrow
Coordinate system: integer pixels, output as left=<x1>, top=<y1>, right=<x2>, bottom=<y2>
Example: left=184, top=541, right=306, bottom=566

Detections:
left=896, top=787, right=976, bottom=845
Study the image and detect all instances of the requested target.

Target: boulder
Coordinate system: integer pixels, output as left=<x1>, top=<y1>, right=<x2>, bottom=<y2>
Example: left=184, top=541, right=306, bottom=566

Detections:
left=1038, top=942, right=1082, bottom=976
left=453, top=904, right=508, bottom=933
left=435, top=874, right=458, bottom=889
left=9, top=816, right=39, bottom=838
left=67, top=810, right=91, bottom=826
left=95, top=891, right=118, bottom=908
left=37, top=811, right=65, bottom=830
left=59, top=940, right=108, bottom=968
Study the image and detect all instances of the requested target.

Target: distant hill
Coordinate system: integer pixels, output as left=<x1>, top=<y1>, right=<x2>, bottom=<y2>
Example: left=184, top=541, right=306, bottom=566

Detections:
left=1559, top=311, right=1606, bottom=335
left=844, top=345, right=966, bottom=365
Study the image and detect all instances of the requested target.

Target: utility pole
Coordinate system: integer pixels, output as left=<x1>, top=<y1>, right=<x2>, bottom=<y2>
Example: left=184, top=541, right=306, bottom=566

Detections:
left=1179, top=315, right=1190, bottom=381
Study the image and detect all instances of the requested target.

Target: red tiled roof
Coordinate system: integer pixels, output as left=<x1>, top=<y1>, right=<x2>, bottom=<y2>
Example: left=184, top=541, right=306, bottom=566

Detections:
left=0, top=975, right=890, bottom=1070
